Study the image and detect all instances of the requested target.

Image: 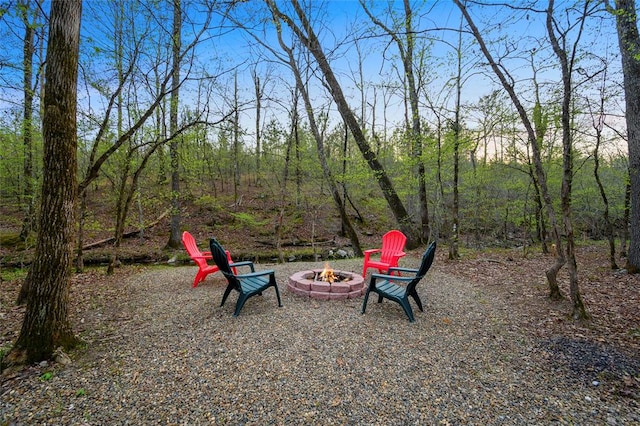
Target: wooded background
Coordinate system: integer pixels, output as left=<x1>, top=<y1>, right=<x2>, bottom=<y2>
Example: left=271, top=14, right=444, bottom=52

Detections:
left=0, top=1, right=628, bottom=255
left=1, top=0, right=639, bottom=364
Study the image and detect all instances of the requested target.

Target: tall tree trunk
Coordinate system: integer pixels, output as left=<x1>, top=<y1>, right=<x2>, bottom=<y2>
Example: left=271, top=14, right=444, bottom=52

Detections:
left=621, top=179, right=630, bottom=258
left=107, top=0, right=126, bottom=273
left=449, top=17, right=464, bottom=260
left=107, top=150, right=132, bottom=275
left=268, top=0, right=420, bottom=248
left=76, top=190, right=87, bottom=272
left=19, top=0, right=38, bottom=242
left=612, top=0, right=640, bottom=273
left=8, top=0, right=82, bottom=366
left=546, top=0, right=589, bottom=319
left=232, top=71, right=241, bottom=204
left=362, top=0, right=430, bottom=243
left=166, top=0, right=182, bottom=249
left=531, top=95, right=550, bottom=253
left=272, top=16, right=363, bottom=256
left=590, top=66, right=618, bottom=270
left=276, top=89, right=297, bottom=263
left=455, top=0, right=564, bottom=299
left=252, top=68, right=263, bottom=186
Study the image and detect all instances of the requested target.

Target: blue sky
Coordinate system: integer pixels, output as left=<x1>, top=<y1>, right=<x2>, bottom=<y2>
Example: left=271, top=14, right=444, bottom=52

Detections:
left=0, top=0, right=625, bottom=149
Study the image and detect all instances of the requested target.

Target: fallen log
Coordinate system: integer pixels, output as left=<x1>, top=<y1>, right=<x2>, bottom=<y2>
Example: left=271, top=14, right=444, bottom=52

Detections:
left=82, top=209, right=170, bottom=250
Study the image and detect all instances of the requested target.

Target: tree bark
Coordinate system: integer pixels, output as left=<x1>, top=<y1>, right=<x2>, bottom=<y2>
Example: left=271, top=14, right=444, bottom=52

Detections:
left=19, top=0, right=39, bottom=242
left=8, top=0, right=82, bottom=366
left=612, top=0, right=640, bottom=273
left=166, top=0, right=182, bottom=249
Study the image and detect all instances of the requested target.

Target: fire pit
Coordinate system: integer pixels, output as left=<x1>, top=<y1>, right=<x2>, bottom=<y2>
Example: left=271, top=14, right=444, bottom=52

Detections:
left=288, top=264, right=365, bottom=300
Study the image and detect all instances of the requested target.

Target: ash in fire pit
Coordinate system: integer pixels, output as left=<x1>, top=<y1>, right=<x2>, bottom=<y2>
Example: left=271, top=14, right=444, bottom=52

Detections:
left=288, top=265, right=365, bottom=300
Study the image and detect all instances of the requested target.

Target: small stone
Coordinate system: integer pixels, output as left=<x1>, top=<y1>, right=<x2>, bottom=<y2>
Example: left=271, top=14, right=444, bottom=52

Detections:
left=54, top=347, right=72, bottom=366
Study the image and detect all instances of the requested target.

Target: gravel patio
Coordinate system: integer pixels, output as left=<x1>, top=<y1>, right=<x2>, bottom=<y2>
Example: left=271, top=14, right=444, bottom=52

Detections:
left=2, top=257, right=639, bottom=425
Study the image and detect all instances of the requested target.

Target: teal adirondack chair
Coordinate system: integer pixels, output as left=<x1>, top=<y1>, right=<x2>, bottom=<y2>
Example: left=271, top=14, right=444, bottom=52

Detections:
left=209, top=238, right=282, bottom=317
left=361, top=242, right=436, bottom=322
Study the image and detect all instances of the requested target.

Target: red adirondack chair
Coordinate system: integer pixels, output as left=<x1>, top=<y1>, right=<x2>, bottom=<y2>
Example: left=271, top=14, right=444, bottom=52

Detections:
left=182, top=231, right=233, bottom=288
left=362, top=230, right=407, bottom=277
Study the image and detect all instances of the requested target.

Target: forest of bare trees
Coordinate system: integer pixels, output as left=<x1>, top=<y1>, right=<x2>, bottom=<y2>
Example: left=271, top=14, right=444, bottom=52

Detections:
left=0, top=1, right=637, bottom=363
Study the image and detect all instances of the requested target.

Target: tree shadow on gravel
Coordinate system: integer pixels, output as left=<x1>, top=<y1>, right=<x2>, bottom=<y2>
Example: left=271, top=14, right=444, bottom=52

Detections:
left=540, top=336, right=640, bottom=399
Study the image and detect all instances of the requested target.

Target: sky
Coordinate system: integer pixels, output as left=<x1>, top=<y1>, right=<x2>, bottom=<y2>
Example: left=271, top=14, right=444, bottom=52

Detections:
left=0, top=0, right=625, bottom=152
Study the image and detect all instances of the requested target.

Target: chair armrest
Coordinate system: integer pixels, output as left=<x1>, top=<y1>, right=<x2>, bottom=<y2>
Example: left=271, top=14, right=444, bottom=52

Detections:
left=237, top=269, right=275, bottom=279
left=229, top=261, right=256, bottom=272
left=363, top=248, right=381, bottom=261
left=191, top=255, right=210, bottom=261
left=371, top=272, right=415, bottom=283
left=387, top=266, right=417, bottom=275
left=386, top=251, right=406, bottom=262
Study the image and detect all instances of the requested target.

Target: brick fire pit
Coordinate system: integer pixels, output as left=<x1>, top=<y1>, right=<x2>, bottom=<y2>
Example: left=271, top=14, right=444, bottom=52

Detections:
left=287, top=269, right=365, bottom=300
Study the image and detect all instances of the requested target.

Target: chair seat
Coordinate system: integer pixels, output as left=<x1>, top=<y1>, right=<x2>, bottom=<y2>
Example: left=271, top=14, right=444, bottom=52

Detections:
left=366, top=260, right=394, bottom=270
left=239, top=273, right=275, bottom=293
left=375, top=281, right=406, bottom=299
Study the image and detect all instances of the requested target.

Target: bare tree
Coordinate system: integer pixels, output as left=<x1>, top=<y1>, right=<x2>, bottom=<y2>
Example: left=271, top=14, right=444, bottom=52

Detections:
left=587, top=62, right=618, bottom=270
left=453, top=0, right=565, bottom=299
left=270, top=7, right=363, bottom=256
left=252, top=66, right=264, bottom=185
left=266, top=0, right=421, bottom=248
left=546, top=0, right=592, bottom=319
left=361, top=0, right=430, bottom=244
left=6, top=0, right=82, bottom=365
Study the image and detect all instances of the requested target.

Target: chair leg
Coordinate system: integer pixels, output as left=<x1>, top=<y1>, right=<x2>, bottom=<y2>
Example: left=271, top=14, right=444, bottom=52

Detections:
left=273, top=284, right=283, bottom=307
left=194, top=270, right=206, bottom=288
left=409, top=291, right=424, bottom=312
left=400, top=299, right=415, bottom=322
left=234, top=294, right=250, bottom=317
left=220, top=283, right=234, bottom=307
left=361, top=288, right=372, bottom=314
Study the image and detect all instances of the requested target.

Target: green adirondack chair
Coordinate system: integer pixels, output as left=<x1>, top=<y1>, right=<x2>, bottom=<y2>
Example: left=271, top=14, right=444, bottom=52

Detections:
left=209, top=238, right=282, bottom=317
left=361, top=242, right=436, bottom=322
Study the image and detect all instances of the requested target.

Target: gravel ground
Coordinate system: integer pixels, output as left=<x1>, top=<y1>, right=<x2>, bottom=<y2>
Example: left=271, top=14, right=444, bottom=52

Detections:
left=2, top=258, right=639, bottom=425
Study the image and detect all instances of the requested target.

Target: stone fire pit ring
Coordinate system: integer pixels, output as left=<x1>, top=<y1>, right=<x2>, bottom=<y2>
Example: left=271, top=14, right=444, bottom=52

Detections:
left=287, top=269, right=365, bottom=300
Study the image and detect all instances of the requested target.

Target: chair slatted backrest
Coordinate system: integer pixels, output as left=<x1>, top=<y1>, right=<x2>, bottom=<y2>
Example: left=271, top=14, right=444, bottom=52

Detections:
left=209, top=238, right=241, bottom=290
left=406, top=242, right=436, bottom=293
left=380, top=230, right=407, bottom=264
left=182, top=231, right=202, bottom=257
